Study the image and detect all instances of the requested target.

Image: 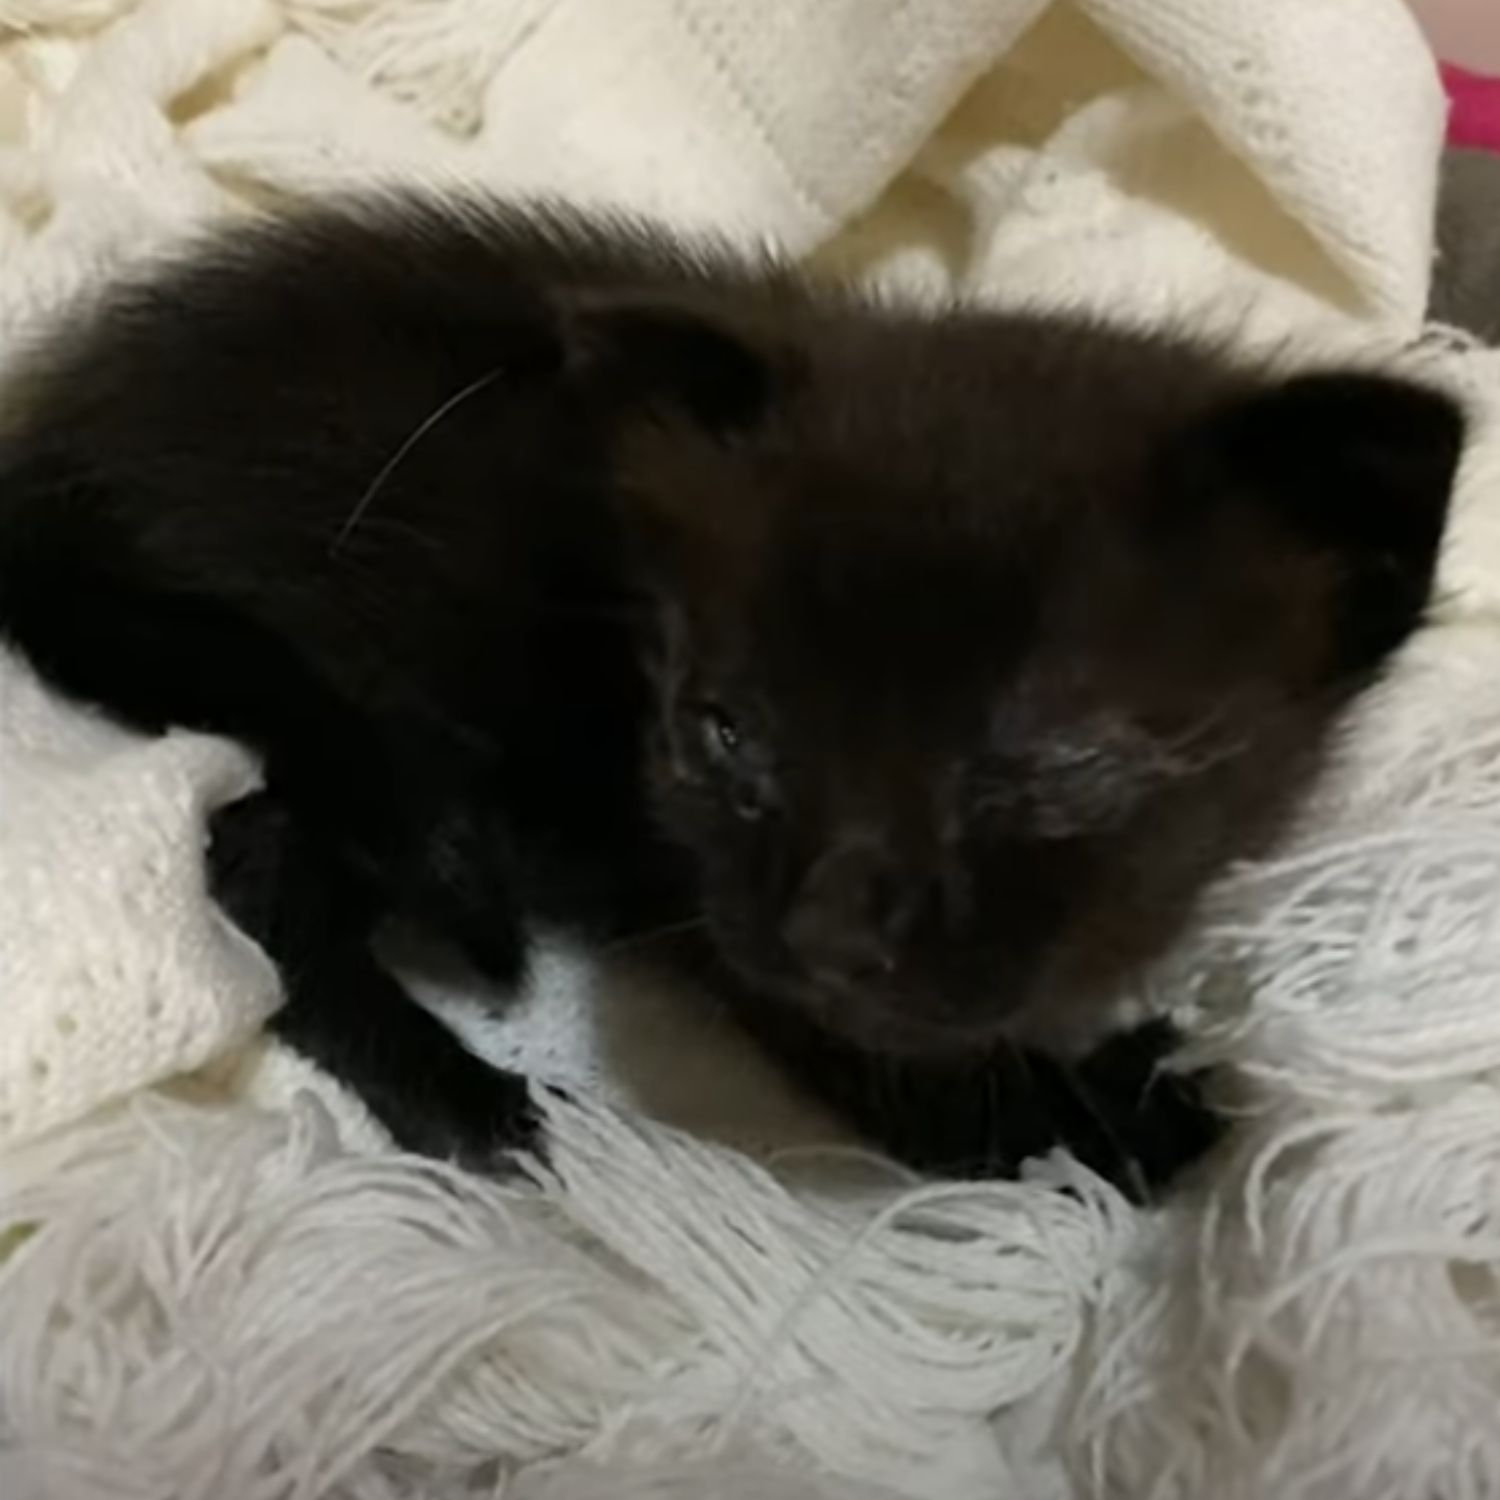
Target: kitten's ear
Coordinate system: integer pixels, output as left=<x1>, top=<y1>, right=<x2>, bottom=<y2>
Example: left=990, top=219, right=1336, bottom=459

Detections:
left=1182, top=371, right=1466, bottom=670
left=568, top=299, right=774, bottom=432
left=566, top=300, right=776, bottom=613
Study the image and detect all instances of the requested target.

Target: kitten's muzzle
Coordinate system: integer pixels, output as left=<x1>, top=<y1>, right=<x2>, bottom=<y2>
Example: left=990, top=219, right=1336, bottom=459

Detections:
left=764, top=837, right=1053, bottom=1056
left=778, top=837, right=922, bottom=991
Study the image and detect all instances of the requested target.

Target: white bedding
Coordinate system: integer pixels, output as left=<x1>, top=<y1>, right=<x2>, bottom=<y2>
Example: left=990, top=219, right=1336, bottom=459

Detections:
left=4, top=2, right=1500, bottom=1496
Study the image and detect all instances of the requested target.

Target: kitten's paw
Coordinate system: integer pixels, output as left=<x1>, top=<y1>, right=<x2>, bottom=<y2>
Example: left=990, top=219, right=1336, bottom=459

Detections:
left=1073, top=1020, right=1227, bottom=1199
left=386, top=1058, right=546, bottom=1175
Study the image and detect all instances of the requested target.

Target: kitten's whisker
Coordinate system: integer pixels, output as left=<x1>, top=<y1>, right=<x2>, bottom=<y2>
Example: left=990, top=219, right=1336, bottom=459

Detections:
left=599, top=915, right=709, bottom=955
left=329, top=366, right=507, bottom=556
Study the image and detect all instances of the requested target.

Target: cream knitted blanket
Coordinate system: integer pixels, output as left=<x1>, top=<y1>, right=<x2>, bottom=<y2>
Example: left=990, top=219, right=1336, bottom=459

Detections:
left=4, top=2, right=1500, bottom=1497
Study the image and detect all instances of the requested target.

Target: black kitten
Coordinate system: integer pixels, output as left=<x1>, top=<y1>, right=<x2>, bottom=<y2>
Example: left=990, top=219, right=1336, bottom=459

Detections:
left=0, top=194, right=1464, bottom=1196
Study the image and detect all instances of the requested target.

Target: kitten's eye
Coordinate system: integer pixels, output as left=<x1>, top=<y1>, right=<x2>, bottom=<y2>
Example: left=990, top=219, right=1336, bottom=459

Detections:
left=697, top=704, right=743, bottom=766
left=689, top=702, right=773, bottom=820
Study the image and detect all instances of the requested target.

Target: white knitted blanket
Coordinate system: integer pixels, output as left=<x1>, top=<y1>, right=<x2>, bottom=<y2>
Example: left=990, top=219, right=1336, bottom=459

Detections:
left=4, top=2, right=1500, bottom=1497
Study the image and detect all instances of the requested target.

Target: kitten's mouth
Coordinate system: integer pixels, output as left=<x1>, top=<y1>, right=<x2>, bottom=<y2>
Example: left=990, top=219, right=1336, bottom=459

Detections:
left=821, top=996, right=1021, bottom=1058
left=732, top=952, right=1024, bottom=1058
left=703, top=909, right=1040, bottom=1057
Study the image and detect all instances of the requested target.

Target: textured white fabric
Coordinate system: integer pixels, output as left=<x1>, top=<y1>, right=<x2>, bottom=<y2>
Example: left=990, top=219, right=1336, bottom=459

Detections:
left=2, top=2, right=1499, bottom=1498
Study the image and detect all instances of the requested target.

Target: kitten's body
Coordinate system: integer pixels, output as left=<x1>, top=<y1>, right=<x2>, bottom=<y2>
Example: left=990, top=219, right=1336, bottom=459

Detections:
left=0, top=196, right=1463, bottom=1193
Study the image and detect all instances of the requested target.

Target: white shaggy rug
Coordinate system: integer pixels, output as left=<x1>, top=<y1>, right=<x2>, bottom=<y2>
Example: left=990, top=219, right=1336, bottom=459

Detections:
left=4, top=1, right=1500, bottom=1497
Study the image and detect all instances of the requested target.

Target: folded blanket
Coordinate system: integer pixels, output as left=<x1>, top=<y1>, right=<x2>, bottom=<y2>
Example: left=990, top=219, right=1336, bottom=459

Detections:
left=5, top=2, right=1500, bottom=1498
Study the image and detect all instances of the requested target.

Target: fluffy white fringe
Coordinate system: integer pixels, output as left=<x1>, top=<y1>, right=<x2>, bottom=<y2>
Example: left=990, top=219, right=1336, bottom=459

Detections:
left=0, top=1087, right=1129, bottom=1499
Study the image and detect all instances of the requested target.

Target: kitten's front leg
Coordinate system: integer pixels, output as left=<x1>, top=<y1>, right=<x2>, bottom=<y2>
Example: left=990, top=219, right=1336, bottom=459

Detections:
left=208, top=791, right=539, bottom=1165
left=725, top=987, right=1222, bottom=1201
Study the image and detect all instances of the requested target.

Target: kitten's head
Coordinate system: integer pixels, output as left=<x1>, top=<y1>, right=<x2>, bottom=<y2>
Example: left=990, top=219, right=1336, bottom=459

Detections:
left=588, top=300, right=1463, bottom=1055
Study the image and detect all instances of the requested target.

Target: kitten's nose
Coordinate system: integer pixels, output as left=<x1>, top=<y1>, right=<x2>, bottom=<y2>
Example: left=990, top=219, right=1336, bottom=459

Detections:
left=781, top=841, right=915, bottom=987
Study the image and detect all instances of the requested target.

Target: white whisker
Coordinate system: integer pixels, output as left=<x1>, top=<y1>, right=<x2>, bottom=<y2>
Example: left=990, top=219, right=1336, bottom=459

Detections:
left=328, top=365, right=506, bottom=555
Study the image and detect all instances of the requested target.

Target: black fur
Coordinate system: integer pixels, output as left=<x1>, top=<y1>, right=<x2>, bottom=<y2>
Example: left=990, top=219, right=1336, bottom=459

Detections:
left=0, top=194, right=1464, bottom=1193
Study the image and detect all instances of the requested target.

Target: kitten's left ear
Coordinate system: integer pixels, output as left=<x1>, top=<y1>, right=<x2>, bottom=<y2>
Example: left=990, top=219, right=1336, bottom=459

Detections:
left=566, top=299, right=778, bottom=612
left=569, top=299, right=774, bottom=433
left=1184, top=371, right=1466, bottom=670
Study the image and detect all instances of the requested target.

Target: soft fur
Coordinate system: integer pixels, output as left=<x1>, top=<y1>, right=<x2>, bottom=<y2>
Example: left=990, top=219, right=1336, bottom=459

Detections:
left=0, top=193, right=1465, bottom=1195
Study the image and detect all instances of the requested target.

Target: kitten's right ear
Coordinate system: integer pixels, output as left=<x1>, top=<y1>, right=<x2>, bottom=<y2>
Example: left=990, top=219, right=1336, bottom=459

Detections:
left=1178, top=370, right=1466, bottom=672
left=568, top=300, right=774, bottom=433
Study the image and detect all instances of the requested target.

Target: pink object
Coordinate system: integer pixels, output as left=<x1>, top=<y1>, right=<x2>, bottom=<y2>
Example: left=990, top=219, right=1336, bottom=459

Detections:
left=1443, top=62, right=1500, bottom=152
left=1410, top=0, right=1500, bottom=76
